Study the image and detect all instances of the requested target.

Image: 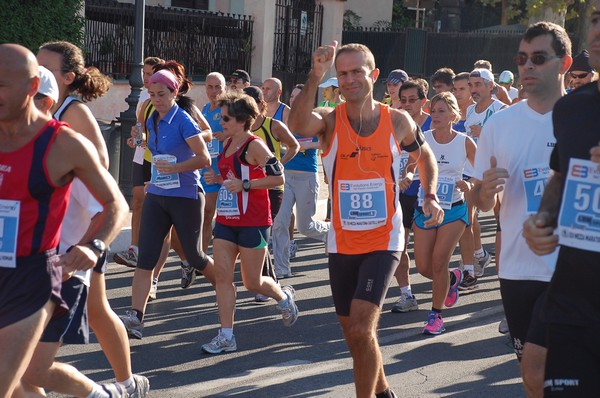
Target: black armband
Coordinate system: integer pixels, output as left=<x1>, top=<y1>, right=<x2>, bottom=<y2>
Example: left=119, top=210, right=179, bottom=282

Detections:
left=401, top=126, right=425, bottom=153
left=265, top=156, right=283, bottom=176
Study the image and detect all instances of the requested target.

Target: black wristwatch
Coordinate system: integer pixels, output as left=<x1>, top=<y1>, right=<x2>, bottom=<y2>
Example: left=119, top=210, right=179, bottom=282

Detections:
left=87, top=239, right=107, bottom=256
left=242, top=179, right=251, bottom=192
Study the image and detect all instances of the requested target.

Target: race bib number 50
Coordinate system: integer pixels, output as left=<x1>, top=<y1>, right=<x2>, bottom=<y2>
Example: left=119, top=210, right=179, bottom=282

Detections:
left=338, top=178, right=387, bottom=231
left=558, top=158, right=600, bottom=252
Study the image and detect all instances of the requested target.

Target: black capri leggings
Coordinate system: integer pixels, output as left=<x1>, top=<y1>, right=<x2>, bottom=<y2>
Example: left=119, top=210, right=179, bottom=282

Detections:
left=137, top=192, right=210, bottom=272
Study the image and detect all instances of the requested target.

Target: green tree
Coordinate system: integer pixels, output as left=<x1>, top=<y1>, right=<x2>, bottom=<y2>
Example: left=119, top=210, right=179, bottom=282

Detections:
left=0, top=0, right=85, bottom=51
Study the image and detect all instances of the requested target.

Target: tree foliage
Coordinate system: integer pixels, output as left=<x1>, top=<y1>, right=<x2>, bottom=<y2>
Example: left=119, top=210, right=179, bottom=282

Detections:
left=0, top=0, right=85, bottom=51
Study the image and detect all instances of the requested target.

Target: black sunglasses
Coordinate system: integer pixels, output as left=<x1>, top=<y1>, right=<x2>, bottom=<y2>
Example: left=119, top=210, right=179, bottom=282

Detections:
left=570, top=72, right=589, bottom=79
left=221, top=115, right=232, bottom=122
left=514, top=53, right=559, bottom=66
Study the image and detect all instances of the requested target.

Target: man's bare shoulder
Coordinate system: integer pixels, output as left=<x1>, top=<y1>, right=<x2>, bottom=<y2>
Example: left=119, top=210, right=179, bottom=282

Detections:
left=389, top=107, right=415, bottom=132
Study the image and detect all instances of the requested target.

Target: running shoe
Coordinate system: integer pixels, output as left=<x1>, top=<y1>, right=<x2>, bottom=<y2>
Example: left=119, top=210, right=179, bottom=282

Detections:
left=120, top=310, right=143, bottom=339
left=100, top=383, right=129, bottom=398
left=445, top=268, right=463, bottom=308
left=130, top=374, right=150, bottom=398
left=202, top=332, right=237, bottom=354
left=475, top=249, right=492, bottom=277
left=148, top=280, right=157, bottom=301
left=288, top=239, right=298, bottom=259
left=277, top=285, right=299, bottom=327
left=498, top=318, right=509, bottom=334
left=391, top=293, right=419, bottom=313
left=181, top=263, right=196, bottom=289
left=423, top=311, right=445, bottom=335
left=254, top=293, right=271, bottom=303
left=113, top=248, right=137, bottom=268
left=458, top=271, right=478, bottom=291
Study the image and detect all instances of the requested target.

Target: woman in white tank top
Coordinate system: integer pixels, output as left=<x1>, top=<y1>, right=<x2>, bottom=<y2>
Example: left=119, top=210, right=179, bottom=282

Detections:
left=413, top=92, right=477, bottom=336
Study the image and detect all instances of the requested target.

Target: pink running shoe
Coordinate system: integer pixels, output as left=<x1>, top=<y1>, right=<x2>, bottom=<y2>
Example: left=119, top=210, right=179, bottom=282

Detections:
left=423, top=311, right=445, bottom=335
left=445, top=268, right=463, bottom=308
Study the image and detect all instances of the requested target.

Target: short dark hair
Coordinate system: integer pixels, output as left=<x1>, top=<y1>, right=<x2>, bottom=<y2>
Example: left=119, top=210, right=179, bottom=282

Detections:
left=474, top=60, right=493, bottom=71
left=453, top=72, right=470, bottom=83
left=295, top=83, right=304, bottom=90
left=335, top=43, right=376, bottom=71
left=217, top=92, right=260, bottom=131
left=144, top=56, right=164, bottom=67
left=431, top=67, right=455, bottom=87
left=522, top=21, right=572, bottom=58
left=400, top=79, right=426, bottom=100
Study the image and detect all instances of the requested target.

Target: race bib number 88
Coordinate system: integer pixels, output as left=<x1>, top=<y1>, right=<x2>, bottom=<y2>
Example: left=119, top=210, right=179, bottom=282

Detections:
left=338, top=178, right=387, bottom=231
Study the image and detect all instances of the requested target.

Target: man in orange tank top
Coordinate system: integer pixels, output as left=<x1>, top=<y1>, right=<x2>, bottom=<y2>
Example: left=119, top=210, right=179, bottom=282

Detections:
left=288, top=41, right=444, bottom=398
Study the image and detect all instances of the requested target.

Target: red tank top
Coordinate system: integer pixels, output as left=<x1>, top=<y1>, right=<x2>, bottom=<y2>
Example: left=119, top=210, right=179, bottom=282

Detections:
left=0, top=119, right=71, bottom=257
left=216, top=136, right=272, bottom=227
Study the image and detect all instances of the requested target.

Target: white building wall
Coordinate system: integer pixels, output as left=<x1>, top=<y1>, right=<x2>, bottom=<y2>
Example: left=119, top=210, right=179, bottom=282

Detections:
left=344, top=0, right=392, bottom=28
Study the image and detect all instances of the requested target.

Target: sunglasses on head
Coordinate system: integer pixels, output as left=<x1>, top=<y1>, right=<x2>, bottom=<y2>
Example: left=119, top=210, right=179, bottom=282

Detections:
left=570, top=72, right=589, bottom=79
left=514, top=53, right=559, bottom=66
left=400, top=98, right=420, bottom=104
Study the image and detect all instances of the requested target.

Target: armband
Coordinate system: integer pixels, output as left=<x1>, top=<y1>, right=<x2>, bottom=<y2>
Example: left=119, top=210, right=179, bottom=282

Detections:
left=265, top=156, right=283, bottom=176
left=401, top=126, right=425, bottom=153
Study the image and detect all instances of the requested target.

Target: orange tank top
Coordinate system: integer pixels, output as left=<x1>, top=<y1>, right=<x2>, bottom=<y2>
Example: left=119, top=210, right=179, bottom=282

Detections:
left=321, top=103, right=405, bottom=254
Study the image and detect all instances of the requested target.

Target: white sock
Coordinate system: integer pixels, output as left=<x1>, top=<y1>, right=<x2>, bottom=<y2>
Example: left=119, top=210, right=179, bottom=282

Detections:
left=474, top=248, right=485, bottom=258
left=181, top=260, right=189, bottom=267
left=400, top=285, right=412, bottom=297
left=87, top=384, right=109, bottom=398
left=278, top=295, right=289, bottom=307
left=220, top=328, right=234, bottom=340
left=464, top=264, right=475, bottom=276
left=118, top=376, right=135, bottom=395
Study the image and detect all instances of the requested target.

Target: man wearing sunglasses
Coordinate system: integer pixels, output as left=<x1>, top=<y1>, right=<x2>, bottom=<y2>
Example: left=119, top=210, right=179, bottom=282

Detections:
left=472, top=22, right=573, bottom=397
left=567, top=50, right=596, bottom=90
left=524, top=4, right=600, bottom=396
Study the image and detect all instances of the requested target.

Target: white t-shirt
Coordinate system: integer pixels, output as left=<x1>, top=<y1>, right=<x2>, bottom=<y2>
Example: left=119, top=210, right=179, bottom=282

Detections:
left=463, top=99, right=505, bottom=176
left=59, top=178, right=103, bottom=286
left=473, top=100, right=559, bottom=282
left=507, top=86, right=519, bottom=101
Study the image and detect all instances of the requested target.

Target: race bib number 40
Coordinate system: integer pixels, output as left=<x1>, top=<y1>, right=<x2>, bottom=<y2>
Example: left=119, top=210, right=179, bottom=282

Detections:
left=338, top=178, right=387, bottom=231
left=522, top=164, right=551, bottom=214
left=558, top=158, right=600, bottom=252
left=0, top=199, right=20, bottom=268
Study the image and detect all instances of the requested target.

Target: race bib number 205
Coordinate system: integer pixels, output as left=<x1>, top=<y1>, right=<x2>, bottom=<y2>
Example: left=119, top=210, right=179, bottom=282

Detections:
left=557, top=158, right=600, bottom=252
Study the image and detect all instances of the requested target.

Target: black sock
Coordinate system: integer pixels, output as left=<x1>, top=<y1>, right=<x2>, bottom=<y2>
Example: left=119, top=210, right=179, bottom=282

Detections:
left=133, top=308, right=144, bottom=322
left=432, top=307, right=442, bottom=314
left=375, top=387, right=396, bottom=398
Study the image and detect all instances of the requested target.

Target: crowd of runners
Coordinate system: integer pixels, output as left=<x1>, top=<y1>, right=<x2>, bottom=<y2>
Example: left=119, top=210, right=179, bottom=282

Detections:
left=1, top=4, right=599, bottom=398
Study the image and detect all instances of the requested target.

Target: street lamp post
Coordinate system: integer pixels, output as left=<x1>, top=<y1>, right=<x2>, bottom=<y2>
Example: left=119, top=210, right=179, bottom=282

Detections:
left=117, top=0, right=145, bottom=203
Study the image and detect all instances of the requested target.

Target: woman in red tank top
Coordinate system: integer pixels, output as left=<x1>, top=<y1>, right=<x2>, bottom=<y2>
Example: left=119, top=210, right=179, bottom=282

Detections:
left=201, top=92, right=299, bottom=354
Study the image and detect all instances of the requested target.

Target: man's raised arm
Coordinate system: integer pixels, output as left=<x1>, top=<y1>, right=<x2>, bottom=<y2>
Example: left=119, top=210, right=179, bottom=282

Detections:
left=288, top=41, right=337, bottom=137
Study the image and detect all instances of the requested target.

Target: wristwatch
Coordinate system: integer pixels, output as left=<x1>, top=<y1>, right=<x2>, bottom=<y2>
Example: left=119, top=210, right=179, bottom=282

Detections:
left=87, top=239, right=107, bottom=256
left=242, top=179, right=251, bottom=192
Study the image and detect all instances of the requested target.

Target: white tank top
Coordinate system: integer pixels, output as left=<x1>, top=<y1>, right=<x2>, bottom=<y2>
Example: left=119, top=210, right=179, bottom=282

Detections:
left=424, top=129, right=468, bottom=203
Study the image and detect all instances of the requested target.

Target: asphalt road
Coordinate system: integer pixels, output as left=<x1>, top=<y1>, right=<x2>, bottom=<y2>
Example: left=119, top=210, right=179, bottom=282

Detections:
left=50, top=211, right=525, bottom=398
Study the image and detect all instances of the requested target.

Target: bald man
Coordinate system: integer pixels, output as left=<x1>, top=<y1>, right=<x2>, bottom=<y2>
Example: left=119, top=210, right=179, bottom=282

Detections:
left=0, top=44, right=128, bottom=398
left=262, top=77, right=291, bottom=123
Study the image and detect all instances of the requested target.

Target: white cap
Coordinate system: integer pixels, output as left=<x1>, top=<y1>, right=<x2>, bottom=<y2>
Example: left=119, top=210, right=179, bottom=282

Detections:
left=469, top=68, right=494, bottom=83
left=319, top=77, right=338, bottom=88
left=498, top=70, right=514, bottom=84
left=38, top=66, right=59, bottom=104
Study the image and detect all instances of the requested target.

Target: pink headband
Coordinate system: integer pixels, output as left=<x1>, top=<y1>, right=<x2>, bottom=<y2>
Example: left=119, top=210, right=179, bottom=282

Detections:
left=149, top=69, right=180, bottom=92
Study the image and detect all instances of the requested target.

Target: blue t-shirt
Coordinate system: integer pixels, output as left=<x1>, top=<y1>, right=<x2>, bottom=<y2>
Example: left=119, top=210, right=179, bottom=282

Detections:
left=200, top=103, right=223, bottom=191
left=453, top=119, right=466, bottom=133
left=421, top=115, right=432, bottom=132
left=285, top=135, right=318, bottom=173
left=146, top=103, right=202, bottom=199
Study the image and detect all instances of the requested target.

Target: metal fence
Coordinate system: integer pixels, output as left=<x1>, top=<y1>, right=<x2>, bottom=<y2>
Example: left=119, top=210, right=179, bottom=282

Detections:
left=85, top=0, right=253, bottom=80
left=272, top=0, right=323, bottom=102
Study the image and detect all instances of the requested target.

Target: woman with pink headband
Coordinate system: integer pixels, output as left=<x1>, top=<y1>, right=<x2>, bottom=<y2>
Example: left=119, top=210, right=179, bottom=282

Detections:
left=120, top=68, right=217, bottom=340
